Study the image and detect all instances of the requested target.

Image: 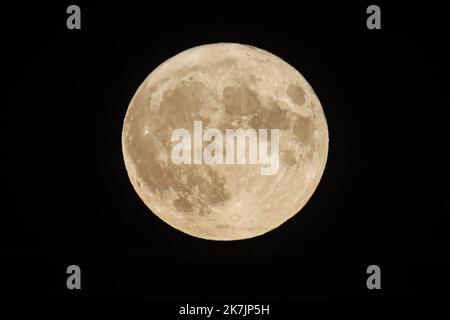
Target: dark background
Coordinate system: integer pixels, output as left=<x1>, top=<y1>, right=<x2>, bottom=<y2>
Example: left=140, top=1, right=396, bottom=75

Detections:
left=2, top=1, right=449, bottom=302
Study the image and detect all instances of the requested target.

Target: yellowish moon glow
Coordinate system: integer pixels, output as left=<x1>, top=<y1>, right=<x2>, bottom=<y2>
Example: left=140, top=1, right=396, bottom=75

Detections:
left=122, top=43, right=328, bottom=240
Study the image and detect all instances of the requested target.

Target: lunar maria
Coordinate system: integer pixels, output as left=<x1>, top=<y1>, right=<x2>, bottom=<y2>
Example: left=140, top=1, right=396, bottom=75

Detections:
left=171, top=120, right=280, bottom=175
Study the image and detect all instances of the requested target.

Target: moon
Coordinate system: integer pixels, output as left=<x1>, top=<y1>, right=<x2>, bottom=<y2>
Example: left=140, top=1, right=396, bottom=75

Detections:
left=122, top=43, right=328, bottom=240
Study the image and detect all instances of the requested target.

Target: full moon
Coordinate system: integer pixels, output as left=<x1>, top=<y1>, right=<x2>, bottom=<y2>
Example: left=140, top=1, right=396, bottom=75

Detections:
left=122, top=43, right=328, bottom=240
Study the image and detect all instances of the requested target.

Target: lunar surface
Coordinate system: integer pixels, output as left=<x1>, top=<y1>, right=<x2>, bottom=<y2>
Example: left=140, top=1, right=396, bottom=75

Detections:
left=122, top=43, right=328, bottom=240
